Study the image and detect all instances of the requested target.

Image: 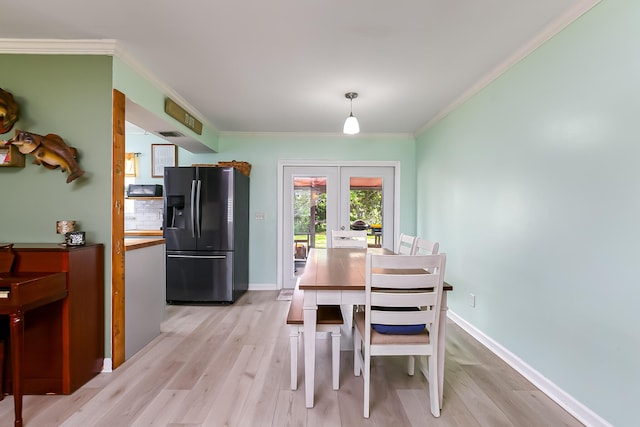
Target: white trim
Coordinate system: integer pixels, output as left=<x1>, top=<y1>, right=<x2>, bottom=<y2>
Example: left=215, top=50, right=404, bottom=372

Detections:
left=114, top=44, right=218, bottom=134
left=415, top=0, right=602, bottom=136
left=278, top=160, right=401, bottom=168
left=220, top=131, right=413, bottom=139
left=101, top=358, right=113, bottom=373
left=277, top=162, right=285, bottom=292
left=249, top=283, right=277, bottom=291
left=447, top=310, right=613, bottom=427
left=276, top=160, right=401, bottom=291
left=0, top=38, right=117, bottom=54
left=0, top=38, right=218, bottom=135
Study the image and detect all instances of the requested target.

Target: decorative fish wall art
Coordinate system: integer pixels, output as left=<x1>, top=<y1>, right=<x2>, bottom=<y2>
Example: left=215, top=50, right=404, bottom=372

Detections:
left=0, top=88, right=20, bottom=134
left=8, top=130, right=85, bottom=183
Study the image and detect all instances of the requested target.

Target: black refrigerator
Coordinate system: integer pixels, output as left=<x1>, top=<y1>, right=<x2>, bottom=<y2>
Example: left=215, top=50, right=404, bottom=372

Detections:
left=163, top=166, right=249, bottom=304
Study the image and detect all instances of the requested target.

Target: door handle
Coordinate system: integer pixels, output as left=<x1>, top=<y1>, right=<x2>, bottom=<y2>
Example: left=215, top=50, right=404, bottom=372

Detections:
left=195, top=180, right=202, bottom=238
left=190, top=180, right=197, bottom=238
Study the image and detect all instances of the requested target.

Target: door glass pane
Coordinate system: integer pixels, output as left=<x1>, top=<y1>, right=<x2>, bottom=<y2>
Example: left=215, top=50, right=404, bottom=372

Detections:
left=293, top=176, right=327, bottom=275
left=349, top=177, right=383, bottom=248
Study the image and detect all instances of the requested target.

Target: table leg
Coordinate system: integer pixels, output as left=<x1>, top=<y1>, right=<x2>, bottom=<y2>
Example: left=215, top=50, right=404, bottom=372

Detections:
left=438, top=292, right=448, bottom=408
left=303, top=291, right=318, bottom=408
left=10, top=312, right=24, bottom=427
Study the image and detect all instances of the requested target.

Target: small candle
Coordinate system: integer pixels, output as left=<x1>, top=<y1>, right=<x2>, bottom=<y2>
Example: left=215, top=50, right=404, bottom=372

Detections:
left=56, top=220, right=76, bottom=234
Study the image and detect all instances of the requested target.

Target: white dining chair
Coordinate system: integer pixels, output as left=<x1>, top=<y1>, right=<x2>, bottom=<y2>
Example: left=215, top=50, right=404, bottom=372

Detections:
left=330, top=229, right=368, bottom=339
left=331, top=229, right=368, bottom=248
left=353, top=252, right=447, bottom=418
left=411, top=237, right=439, bottom=255
left=395, top=233, right=416, bottom=254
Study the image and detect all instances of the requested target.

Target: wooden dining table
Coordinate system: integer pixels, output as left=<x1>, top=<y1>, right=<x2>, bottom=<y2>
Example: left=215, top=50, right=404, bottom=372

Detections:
left=298, top=247, right=453, bottom=408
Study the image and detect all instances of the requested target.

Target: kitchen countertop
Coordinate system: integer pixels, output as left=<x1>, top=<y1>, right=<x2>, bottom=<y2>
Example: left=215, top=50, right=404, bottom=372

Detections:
left=125, top=230, right=163, bottom=237
left=124, top=238, right=165, bottom=251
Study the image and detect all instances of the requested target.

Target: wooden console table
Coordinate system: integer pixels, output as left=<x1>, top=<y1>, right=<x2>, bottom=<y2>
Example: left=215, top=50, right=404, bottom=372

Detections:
left=1, top=272, right=68, bottom=427
left=3, top=243, right=105, bottom=396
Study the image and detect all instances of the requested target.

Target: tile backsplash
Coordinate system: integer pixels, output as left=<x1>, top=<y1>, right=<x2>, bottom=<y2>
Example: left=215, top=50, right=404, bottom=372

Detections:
left=124, top=199, right=163, bottom=231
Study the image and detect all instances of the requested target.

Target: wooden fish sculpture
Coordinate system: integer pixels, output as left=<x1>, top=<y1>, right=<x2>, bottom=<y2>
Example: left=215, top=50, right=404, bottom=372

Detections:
left=9, top=130, right=85, bottom=183
left=0, top=88, right=20, bottom=134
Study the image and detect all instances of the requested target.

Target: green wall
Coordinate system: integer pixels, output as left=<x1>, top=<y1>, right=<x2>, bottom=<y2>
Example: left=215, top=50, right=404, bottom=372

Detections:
left=0, top=54, right=114, bottom=352
left=124, top=132, right=167, bottom=186
left=0, top=53, right=415, bottom=376
left=416, top=1, right=637, bottom=425
left=177, top=133, right=417, bottom=285
left=127, top=132, right=417, bottom=286
left=7, top=10, right=629, bottom=421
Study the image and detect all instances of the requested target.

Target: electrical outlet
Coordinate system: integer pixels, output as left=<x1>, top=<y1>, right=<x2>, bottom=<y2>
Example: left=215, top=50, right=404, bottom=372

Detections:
left=470, top=293, right=476, bottom=308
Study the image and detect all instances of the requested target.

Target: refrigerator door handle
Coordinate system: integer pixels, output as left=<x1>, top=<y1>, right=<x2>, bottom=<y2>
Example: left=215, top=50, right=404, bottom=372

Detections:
left=190, top=180, right=197, bottom=238
left=196, top=179, right=202, bottom=238
left=167, top=254, right=227, bottom=259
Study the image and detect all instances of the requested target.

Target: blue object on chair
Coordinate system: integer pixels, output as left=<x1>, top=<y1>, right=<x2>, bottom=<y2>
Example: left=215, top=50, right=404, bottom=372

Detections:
left=372, top=323, right=426, bottom=334
left=371, top=306, right=425, bottom=334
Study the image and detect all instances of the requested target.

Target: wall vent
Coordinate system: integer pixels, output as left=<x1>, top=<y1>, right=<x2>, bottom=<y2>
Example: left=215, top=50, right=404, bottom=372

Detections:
left=157, top=131, right=184, bottom=138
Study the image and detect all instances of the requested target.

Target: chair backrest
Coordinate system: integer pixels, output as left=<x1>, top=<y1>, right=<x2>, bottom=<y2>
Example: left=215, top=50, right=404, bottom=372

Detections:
left=364, top=253, right=446, bottom=346
left=331, top=229, right=368, bottom=248
left=411, top=237, right=439, bottom=255
left=395, top=233, right=416, bottom=255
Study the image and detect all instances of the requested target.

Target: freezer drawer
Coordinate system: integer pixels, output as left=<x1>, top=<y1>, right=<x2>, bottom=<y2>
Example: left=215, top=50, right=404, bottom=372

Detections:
left=166, top=251, right=234, bottom=303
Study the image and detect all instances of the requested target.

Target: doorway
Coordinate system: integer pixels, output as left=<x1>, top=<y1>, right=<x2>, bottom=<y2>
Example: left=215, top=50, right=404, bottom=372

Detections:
left=278, top=161, right=399, bottom=289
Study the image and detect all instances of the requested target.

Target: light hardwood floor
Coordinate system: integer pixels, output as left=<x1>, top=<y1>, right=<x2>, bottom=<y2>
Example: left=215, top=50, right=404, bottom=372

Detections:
left=0, top=291, right=583, bottom=426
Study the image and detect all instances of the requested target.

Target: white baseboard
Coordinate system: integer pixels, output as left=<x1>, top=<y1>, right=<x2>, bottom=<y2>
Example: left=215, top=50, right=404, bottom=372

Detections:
left=447, top=310, right=612, bottom=427
left=101, top=358, right=112, bottom=373
left=248, top=283, right=277, bottom=291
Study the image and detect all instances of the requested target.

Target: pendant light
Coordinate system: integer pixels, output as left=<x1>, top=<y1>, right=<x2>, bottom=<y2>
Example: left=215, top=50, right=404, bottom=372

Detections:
left=343, top=92, right=360, bottom=135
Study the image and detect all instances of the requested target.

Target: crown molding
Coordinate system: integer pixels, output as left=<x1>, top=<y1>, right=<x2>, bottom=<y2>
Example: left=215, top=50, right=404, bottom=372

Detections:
left=112, top=43, right=219, bottom=135
left=219, top=131, right=414, bottom=139
left=0, top=38, right=218, bottom=135
left=415, top=0, right=602, bottom=137
left=0, top=38, right=118, bottom=54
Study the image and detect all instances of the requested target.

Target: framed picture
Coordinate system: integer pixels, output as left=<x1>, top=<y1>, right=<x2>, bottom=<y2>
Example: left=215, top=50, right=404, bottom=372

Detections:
left=151, top=144, right=177, bottom=177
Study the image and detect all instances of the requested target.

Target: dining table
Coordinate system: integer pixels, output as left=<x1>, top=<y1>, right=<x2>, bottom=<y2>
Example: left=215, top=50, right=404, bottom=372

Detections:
left=298, top=247, right=453, bottom=408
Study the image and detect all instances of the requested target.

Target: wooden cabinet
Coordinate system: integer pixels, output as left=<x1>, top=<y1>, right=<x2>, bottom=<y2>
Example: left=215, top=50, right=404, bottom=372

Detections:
left=5, top=243, right=104, bottom=394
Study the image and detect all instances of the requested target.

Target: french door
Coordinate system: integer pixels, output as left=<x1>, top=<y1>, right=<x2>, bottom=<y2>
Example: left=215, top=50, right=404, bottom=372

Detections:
left=340, top=166, right=395, bottom=246
left=280, top=163, right=397, bottom=289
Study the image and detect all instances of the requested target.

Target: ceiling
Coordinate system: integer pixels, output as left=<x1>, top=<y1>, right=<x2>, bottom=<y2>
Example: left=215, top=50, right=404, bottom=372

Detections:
left=0, top=0, right=596, bottom=136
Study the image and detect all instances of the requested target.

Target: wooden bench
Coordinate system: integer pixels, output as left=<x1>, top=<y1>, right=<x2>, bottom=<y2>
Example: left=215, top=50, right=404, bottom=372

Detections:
left=287, top=287, right=343, bottom=391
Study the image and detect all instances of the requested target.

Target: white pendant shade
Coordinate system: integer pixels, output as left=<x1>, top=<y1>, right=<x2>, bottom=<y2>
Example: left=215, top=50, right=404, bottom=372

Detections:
left=343, top=113, right=360, bottom=135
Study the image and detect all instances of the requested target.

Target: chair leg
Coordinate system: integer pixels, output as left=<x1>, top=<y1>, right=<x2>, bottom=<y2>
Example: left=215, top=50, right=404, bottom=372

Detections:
left=363, top=348, right=371, bottom=418
left=340, top=305, right=353, bottom=329
left=289, top=327, right=299, bottom=390
left=331, top=328, right=341, bottom=390
left=428, top=354, right=441, bottom=417
left=353, top=328, right=361, bottom=376
left=407, top=355, right=415, bottom=376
